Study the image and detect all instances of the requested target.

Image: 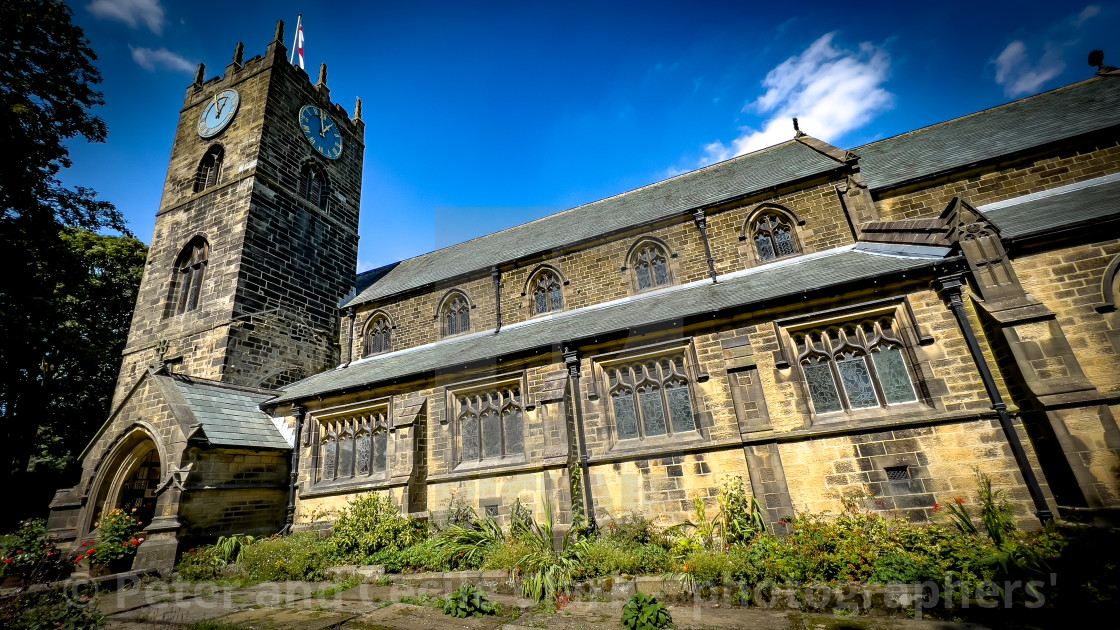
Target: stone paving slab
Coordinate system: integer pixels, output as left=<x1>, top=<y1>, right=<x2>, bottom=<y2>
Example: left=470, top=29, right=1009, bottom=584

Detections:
left=344, top=603, right=506, bottom=629
left=217, top=606, right=359, bottom=630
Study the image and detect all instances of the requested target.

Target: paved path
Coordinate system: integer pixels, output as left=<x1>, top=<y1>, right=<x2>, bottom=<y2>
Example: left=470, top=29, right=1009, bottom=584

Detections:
left=95, top=579, right=992, bottom=630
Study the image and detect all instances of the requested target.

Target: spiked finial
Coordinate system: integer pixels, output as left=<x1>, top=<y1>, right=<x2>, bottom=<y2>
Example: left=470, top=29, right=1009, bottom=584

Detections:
left=318, top=63, right=328, bottom=87
left=354, top=97, right=363, bottom=121
left=233, top=42, right=244, bottom=66
left=792, top=117, right=801, bottom=135
left=275, top=19, right=285, bottom=43
left=194, top=63, right=205, bottom=86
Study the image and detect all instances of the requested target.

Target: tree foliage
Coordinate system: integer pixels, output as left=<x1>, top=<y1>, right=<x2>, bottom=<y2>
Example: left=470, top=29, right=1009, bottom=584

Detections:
left=0, top=0, right=139, bottom=528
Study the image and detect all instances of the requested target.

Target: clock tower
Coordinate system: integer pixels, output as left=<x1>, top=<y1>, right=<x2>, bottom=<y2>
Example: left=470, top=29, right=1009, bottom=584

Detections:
left=114, top=22, right=363, bottom=399
left=47, top=23, right=363, bottom=569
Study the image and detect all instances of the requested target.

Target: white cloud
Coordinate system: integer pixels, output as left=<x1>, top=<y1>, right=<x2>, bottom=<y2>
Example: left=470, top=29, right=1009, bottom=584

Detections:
left=994, top=41, right=1066, bottom=98
left=698, top=33, right=893, bottom=166
left=130, top=46, right=195, bottom=73
left=87, top=0, right=165, bottom=35
left=1073, top=4, right=1101, bottom=27
left=991, top=4, right=1102, bottom=97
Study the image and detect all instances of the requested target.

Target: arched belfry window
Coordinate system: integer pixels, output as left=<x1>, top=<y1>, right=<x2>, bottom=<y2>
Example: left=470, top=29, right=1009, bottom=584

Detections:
left=529, top=268, right=563, bottom=315
left=631, top=241, right=671, bottom=291
left=172, top=237, right=209, bottom=315
left=299, top=163, right=329, bottom=210
left=193, top=146, right=224, bottom=193
left=362, top=313, right=392, bottom=357
left=441, top=292, right=471, bottom=337
left=749, top=209, right=800, bottom=262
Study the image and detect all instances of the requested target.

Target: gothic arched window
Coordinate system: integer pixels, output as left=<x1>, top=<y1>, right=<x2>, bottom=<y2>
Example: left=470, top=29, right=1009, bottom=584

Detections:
left=362, top=314, right=392, bottom=357
left=606, top=352, right=696, bottom=441
left=457, top=385, right=524, bottom=463
left=299, top=163, right=329, bottom=210
left=172, top=237, right=209, bottom=315
left=530, top=269, right=563, bottom=315
left=792, top=317, right=917, bottom=415
left=442, top=293, right=471, bottom=337
left=750, top=211, right=799, bottom=262
left=193, top=145, right=224, bottom=193
left=315, top=410, right=389, bottom=484
left=631, top=242, right=671, bottom=291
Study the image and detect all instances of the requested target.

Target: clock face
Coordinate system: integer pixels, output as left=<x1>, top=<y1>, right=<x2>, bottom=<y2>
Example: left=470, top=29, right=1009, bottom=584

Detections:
left=299, top=105, right=344, bottom=160
left=197, top=89, right=240, bottom=138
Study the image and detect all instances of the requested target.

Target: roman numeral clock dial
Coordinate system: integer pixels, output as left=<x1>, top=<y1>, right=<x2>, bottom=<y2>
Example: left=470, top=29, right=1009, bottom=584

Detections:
left=299, top=105, right=344, bottom=160
left=197, top=89, right=240, bottom=138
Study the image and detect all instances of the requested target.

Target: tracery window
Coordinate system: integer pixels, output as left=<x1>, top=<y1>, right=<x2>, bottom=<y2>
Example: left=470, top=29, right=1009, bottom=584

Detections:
left=632, top=242, right=671, bottom=291
left=193, top=145, right=224, bottom=193
left=751, top=211, right=799, bottom=262
left=443, top=293, right=471, bottom=336
left=362, top=314, right=392, bottom=357
left=299, top=163, right=329, bottom=210
left=531, top=270, right=563, bottom=315
left=457, top=384, right=524, bottom=462
left=172, top=237, right=209, bottom=315
left=316, top=409, right=389, bottom=483
left=792, top=317, right=917, bottom=415
left=606, top=352, right=696, bottom=440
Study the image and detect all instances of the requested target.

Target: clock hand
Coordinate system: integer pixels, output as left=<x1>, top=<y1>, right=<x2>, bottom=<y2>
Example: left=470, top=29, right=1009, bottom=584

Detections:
left=318, top=115, right=325, bottom=137
left=321, top=120, right=334, bottom=135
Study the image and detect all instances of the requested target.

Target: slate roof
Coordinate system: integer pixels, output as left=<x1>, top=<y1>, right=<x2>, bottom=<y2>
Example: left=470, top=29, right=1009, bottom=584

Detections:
left=271, top=246, right=956, bottom=405
left=857, top=77, right=1120, bottom=191
left=343, top=140, right=844, bottom=308
left=979, top=173, right=1120, bottom=239
left=162, top=375, right=290, bottom=449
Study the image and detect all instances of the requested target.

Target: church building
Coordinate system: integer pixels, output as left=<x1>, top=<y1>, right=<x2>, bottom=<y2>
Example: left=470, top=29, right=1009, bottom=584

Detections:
left=48, top=24, right=1120, bottom=573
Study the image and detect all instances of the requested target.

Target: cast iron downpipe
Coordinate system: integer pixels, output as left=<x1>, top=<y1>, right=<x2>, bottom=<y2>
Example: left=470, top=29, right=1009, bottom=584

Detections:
left=342, top=307, right=356, bottom=367
left=564, top=348, right=597, bottom=532
left=281, top=404, right=306, bottom=534
left=937, top=275, right=1054, bottom=523
left=492, top=266, right=502, bottom=334
left=694, top=209, right=719, bottom=284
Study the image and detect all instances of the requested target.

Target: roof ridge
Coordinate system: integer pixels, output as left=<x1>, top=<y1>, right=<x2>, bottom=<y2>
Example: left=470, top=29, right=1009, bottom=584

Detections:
left=168, top=373, right=277, bottom=396
left=355, top=140, right=804, bottom=272
left=854, top=76, right=1107, bottom=152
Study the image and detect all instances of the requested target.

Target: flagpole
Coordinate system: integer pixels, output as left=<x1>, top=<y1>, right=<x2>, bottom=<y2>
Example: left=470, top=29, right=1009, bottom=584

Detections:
left=289, top=14, right=302, bottom=65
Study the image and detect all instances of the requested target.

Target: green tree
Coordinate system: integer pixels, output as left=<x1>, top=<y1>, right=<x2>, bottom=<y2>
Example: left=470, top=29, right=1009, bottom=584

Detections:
left=0, top=0, right=133, bottom=527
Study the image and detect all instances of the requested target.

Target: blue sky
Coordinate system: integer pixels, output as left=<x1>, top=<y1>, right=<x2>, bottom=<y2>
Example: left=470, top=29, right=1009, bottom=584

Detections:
left=63, top=0, right=1119, bottom=273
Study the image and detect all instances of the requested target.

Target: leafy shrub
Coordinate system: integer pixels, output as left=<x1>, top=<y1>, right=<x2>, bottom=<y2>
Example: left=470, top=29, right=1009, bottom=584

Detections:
left=604, top=513, right=661, bottom=547
left=513, top=503, right=590, bottom=602
left=581, top=539, right=673, bottom=578
left=443, top=583, right=497, bottom=618
left=329, top=494, right=425, bottom=560
left=434, top=515, right=504, bottom=569
left=481, top=537, right=534, bottom=572
left=238, top=533, right=331, bottom=581
left=508, top=498, right=533, bottom=534
left=621, top=592, right=674, bottom=629
left=717, top=476, right=766, bottom=546
left=0, top=519, right=74, bottom=585
left=0, top=587, right=104, bottom=630
left=175, top=546, right=224, bottom=581
left=214, top=535, right=254, bottom=564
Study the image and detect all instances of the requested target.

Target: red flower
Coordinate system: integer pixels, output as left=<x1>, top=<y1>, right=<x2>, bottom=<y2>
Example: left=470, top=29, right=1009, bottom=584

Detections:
left=955, top=497, right=964, bottom=504
left=4, top=558, right=11, bottom=564
left=189, top=548, right=196, bottom=552
left=81, top=542, right=88, bottom=547
left=933, top=502, right=941, bottom=513
left=88, top=548, right=96, bottom=555
left=15, top=550, right=22, bottom=554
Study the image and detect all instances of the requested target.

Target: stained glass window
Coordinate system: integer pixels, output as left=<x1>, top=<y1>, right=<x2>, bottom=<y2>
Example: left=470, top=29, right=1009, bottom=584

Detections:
left=322, top=439, right=336, bottom=481
left=363, top=315, right=392, bottom=357
left=338, top=435, right=354, bottom=478
left=606, top=352, right=696, bottom=440
left=633, top=243, right=671, bottom=291
left=794, top=315, right=919, bottom=416
left=315, top=410, right=390, bottom=484
left=173, top=238, right=209, bottom=316
left=532, top=271, right=563, bottom=315
left=458, top=385, right=524, bottom=463
left=751, top=212, right=799, bottom=262
left=373, top=430, right=388, bottom=472
left=356, top=433, right=371, bottom=476
left=444, top=295, right=470, bottom=336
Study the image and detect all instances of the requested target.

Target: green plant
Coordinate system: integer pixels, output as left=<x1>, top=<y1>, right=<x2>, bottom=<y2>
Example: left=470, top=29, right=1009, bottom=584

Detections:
left=442, top=583, right=497, bottom=618
left=0, top=519, right=74, bottom=585
left=0, top=586, right=105, bottom=629
left=509, top=498, right=534, bottom=534
left=718, top=476, right=766, bottom=545
left=329, top=494, right=425, bottom=560
left=175, top=546, right=224, bottom=581
left=944, top=497, right=979, bottom=536
left=440, top=489, right=477, bottom=530
left=621, top=592, right=674, bottom=629
left=83, top=508, right=143, bottom=565
left=238, top=533, right=331, bottom=581
left=513, top=502, right=590, bottom=602
left=434, top=514, right=504, bottom=568
left=214, top=535, right=255, bottom=564
left=975, top=470, right=1017, bottom=548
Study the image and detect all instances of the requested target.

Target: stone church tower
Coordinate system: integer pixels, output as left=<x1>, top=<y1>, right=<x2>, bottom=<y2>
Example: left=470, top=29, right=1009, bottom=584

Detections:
left=48, top=23, right=363, bottom=571
left=115, top=25, right=363, bottom=398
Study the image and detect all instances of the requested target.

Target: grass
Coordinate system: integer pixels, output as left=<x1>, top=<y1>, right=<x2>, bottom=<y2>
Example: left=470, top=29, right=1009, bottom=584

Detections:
left=310, top=576, right=361, bottom=598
